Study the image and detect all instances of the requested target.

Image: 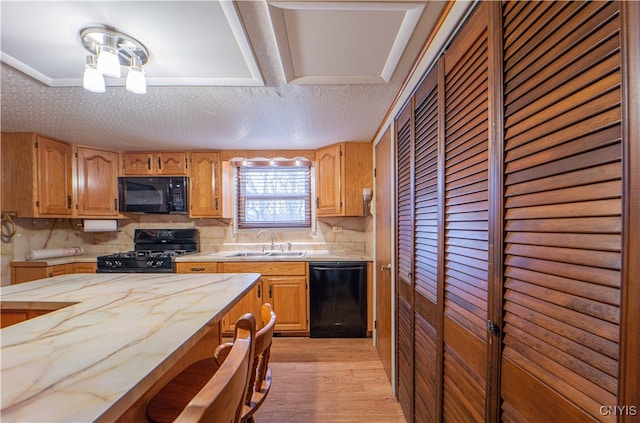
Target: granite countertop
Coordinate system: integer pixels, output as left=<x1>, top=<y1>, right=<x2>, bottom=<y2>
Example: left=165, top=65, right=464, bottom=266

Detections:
left=10, top=254, right=101, bottom=266
left=10, top=251, right=372, bottom=266
left=176, top=250, right=372, bottom=263
left=0, top=272, right=260, bottom=422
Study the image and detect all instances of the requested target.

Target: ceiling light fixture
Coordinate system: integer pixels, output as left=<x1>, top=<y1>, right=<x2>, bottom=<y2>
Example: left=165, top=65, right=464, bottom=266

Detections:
left=82, top=55, right=105, bottom=93
left=80, top=26, right=149, bottom=94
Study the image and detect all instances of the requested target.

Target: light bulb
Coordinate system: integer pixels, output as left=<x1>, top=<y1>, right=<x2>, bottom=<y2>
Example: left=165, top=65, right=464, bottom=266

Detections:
left=83, top=56, right=105, bottom=93
left=126, top=57, right=146, bottom=94
left=97, top=44, right=121, bottom=77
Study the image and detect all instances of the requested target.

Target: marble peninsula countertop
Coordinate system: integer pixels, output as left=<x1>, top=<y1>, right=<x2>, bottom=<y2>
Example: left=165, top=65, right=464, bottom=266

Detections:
left=0, top=272, right=260, bottom=422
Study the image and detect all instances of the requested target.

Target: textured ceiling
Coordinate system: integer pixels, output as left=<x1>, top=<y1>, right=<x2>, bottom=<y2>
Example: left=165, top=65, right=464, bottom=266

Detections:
left=0, top=1, right=448, bottom=151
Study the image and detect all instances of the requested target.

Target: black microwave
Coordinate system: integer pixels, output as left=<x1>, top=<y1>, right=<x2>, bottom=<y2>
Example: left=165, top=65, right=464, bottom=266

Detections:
left=118, top=177, right=188, bottom=213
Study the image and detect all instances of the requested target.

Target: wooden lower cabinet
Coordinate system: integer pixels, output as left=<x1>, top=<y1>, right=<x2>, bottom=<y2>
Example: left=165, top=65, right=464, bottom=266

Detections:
left=72, top=263, right=97, bottom=274
left=10, top=261, right=97, bottom=284
left=10, top=263, right=73, bottom=284
left=218, top=261, right=308, bottom=335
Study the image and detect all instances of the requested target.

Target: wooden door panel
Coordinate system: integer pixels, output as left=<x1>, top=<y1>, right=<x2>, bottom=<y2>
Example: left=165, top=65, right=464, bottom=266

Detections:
left=156, top=152, right=186, bottom=175
left=267, top=276, right=307, bottom=332
left=77, top=148, right=119, bottom=216
left=316, top=144, right=342, bottom=215
left=414, top=310, right=437, bottom=423
left=396, top=296, right=413, bottom=422
left=123, top=153, right=152, bottom=175
left=442, top=3, right=489, bottom=422
left=414, top=65, right=440, bottom=306
left=375, top=128, right=393, bottom=382
left=37, top=137, right=72, bottom=216
left=501, top=1, right=622, bottom=421
left=189, top=152, right=221, bottom=217
left=395, top=102, right=413, bottom=422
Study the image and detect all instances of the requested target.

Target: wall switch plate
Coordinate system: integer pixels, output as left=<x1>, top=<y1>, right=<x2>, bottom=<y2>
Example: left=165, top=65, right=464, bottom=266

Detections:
left=332, top=226, right=343, bottom=233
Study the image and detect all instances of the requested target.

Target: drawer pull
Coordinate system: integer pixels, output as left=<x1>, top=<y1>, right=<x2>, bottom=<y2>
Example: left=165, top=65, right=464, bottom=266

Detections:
left=191, top=267, right=206, bottom=272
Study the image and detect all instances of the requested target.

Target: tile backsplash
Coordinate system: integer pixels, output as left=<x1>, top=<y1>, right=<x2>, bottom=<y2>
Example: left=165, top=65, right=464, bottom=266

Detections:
left=1, top=215, right=372, bottom=286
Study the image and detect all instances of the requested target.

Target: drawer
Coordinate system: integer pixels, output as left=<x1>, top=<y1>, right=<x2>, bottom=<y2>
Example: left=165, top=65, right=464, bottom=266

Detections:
left=175, top=262, right=218, bottom=273
left=220, top=261, right=306, bottom=276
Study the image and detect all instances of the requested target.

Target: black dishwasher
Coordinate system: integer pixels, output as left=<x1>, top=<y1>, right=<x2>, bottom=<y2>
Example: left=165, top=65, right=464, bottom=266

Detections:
left=309, top=261, right=367, bottom=338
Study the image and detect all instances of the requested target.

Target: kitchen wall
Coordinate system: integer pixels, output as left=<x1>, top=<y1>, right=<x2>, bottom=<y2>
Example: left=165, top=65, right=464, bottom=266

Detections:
left=0, top=215, right=373, bottom=286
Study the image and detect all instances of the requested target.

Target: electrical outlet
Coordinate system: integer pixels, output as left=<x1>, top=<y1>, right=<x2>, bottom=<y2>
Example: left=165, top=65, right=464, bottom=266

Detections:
left=332, top=226, right=343, bottom=233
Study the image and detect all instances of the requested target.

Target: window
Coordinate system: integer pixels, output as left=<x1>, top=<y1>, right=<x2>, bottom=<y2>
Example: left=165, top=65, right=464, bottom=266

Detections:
left=235, top=159, right=312, bottom=229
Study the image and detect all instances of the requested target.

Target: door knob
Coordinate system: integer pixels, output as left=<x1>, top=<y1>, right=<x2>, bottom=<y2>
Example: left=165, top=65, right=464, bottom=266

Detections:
left=380, top=263, right=392, bottom=271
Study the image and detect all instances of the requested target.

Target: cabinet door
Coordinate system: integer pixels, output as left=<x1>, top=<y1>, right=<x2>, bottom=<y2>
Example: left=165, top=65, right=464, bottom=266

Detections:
left=123, top=153, right=153, bottom=175
left=11, top=266, right=47, bottom=284
left=222, top=281, right=264, bottom=333
left=156, top=152, right=187, bottom=175
left=265, top=276, right=308, bottom=332
left=37, top=137, right=73, bottom=216
left=189, top=152, right=222, bottom=217
left=316, top=143, right=343, bottom=216
left=77, top=147, right=119, bottom=217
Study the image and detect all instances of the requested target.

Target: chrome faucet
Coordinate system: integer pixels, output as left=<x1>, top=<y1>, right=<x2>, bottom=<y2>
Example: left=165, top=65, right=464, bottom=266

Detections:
left=256, top=229, right=275, bottom=251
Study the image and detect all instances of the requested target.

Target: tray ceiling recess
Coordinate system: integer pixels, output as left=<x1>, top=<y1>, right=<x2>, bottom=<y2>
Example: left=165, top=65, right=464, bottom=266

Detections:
left=0, top=1, right=263, bottom=88
left=267, top=2, right=424, bottom=84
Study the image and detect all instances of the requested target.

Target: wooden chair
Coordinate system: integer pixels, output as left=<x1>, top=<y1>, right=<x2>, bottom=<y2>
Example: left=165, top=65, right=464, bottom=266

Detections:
left=147, top=314, right=256, bottom=423
left=147, top=305, right=276, bottom=423
left=241, top=303, right=276, bottom=423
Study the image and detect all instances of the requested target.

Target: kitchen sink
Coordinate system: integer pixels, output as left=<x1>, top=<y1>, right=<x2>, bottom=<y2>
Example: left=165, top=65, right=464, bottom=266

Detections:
left=266, top=251, right=307, bottom=257
left=226, top=252, right=269, bottom=257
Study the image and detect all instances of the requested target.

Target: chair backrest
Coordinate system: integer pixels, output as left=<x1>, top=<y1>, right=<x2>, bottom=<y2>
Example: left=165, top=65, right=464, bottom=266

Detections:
left=174, top=313, right=256, bottom=423
left=248, top=303, right=276, bottom=399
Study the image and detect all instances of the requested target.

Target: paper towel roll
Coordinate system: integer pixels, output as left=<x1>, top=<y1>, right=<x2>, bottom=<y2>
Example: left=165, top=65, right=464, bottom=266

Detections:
left=83, top=219, right=118, bottom=232
left=25, top=247, right=84, bottom=261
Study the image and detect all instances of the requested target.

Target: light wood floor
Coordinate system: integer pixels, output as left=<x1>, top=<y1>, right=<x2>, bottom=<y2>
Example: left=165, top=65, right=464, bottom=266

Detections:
left=252, top=337, right=406, bottom=423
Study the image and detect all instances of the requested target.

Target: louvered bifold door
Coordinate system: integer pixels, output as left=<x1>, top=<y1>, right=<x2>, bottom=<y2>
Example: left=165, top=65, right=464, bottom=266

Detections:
left=501, top=1, right=622, bottom=422
left=442, top=3, right=490, bottom=422
left=395, top=102, right=414, bottom=423
left=413, top=65, right=441, bottom=423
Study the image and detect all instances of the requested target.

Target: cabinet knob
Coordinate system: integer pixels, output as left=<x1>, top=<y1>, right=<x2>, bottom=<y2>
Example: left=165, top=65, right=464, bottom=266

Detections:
left=191, top=267, right=205, bottom=272
left=157, top=156, right=162, bottom=169
left=380, top=263, right=392, bottom=271
left=257, top=284, right=261, bottom=298
left=147, top=157, right=151, bottom=170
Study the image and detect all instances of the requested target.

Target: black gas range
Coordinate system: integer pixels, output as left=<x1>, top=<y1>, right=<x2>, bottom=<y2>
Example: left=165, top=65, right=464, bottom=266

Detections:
left=96, top=229, right=199, bottom=273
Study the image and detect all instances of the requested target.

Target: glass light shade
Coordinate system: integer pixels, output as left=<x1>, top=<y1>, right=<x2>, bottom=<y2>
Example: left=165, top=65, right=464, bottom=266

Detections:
left=97, top=45, right=121, bottom=77
left=83, top=56, right=105, bottom=93
left=126, top=61, right=146, bottom=94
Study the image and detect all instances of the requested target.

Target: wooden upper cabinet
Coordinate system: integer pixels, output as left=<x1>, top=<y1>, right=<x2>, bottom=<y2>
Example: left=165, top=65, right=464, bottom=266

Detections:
left=76, top=147, right=119, bottom=217
left=189, top=151, right=222, bottom=218
left=122, top=152, right=187, bottom=175
left=1, top=133, right=73, bottom=217
left=37, top=137, right=74, bottom=216
left=316, top=144, right=342, bottom=215
left=316, top=142, right=372, bottom=217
